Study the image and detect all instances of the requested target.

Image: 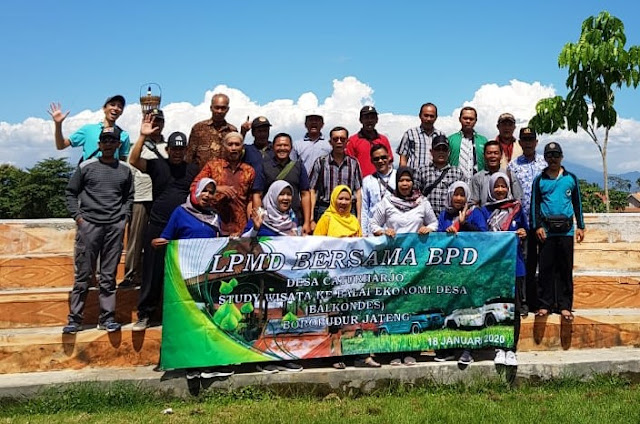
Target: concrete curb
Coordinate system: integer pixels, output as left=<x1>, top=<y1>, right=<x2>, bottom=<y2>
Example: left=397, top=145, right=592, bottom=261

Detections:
left=1, top=347, right=639, bottom=399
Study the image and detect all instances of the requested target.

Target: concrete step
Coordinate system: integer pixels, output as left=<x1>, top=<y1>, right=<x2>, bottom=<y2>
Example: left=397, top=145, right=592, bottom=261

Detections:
left=574, top=242, right=640, bottom=273
left=0, top=325, right=160, bottom=374
left=0, top=287, right=139, bottom=329
left=1, top=309, right=638, bottom=374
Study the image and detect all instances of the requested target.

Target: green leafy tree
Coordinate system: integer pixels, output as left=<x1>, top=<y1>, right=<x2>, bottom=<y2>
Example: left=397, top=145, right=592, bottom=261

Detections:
left=0, top=164, right=27, bottom=218
left=529, top=11, right=640, bottom=212
left=608, top=175, right=631, bottom=192
left=578, top=179, right=606, bottom=213
left=18, top=158, right=74, bottom=218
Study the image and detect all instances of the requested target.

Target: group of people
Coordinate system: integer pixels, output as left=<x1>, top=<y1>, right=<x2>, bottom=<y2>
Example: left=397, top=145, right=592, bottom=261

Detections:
left=50, top=92, right=585, bottom=374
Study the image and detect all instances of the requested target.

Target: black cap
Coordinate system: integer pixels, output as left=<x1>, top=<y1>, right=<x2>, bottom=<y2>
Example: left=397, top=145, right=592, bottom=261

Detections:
left=251, top=116, right=271, bottom=129
left=544, top=142, right=563, bottom=155
left=360, top=105, right=378, bottom=116
left=497, top=112, right=516, bottom=124
left=103, top=95, right=126, bottom=107
left=168, top=131, right=188, bottom=148
left=148, top=108, right=164, bottom=120
left=99, top=126, right=122, bottom=142
left=519, top=127, right=536, bottom=139
left=432, top=134, right=449, bottom=149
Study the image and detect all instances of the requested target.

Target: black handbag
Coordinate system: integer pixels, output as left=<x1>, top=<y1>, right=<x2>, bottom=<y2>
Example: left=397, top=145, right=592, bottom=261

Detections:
left=545, top=215, right=572, bottom=233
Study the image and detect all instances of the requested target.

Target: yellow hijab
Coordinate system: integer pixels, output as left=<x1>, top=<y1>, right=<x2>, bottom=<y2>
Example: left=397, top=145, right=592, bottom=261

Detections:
left=319, top=185, right=362, bottom=237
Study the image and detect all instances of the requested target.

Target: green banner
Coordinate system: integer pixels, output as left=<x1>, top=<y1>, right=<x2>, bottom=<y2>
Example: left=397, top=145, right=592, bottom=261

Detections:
left=161, top=232, right=517, bottom=370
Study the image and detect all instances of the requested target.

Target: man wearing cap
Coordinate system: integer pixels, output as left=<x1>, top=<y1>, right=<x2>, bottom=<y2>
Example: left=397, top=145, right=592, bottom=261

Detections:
left=49, top=95, right=130, bottom=162
left=192, top=132, right=256, bottom=236
left=495, top=113, right=523, bottom=169
left=415, top=135, right=467, bottom=216
left=447, top=106, right=489, bottom=178
left=262, top=133, right=312, bottom=235
left=291, top=114, right=332, bottom=174
left=63, top=127, right=134, bottom=334
left=186, top=93, right=238, bottom=169
left=397, top=103, right=445, bottom=170
left=244, top=116, right=274, bottom=159
left=531, top=142, right=585, bottom=320
left=508, top=127, right=548, bottom=314
left=129, top=121, right=199, bottom=330
left=470, top=140, right=523, bottom=206
left=119, top=108, right=167, bottom=288
left=345, top=106, right=394, bottom=178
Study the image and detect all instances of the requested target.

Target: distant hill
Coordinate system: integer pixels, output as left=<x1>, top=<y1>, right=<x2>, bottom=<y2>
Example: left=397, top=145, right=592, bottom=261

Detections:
left=564, top=161, right=640, bottom=191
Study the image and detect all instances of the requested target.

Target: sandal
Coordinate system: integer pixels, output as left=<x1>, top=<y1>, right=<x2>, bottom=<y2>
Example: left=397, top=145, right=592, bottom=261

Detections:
left=354, top=357, right=381, bottom=368
left=561, top=310, right=574, bottom=321
left=536, top=308, right=549, bottom=317
left=332, top=362, right=346, bottom=370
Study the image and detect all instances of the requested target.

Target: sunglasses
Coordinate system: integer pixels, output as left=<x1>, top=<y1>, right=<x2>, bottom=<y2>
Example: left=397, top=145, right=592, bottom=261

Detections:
left=545, top=152, right=562, bottom=158
left=100, top=138, right=120, bottom=144
left=331, top=137, right=347, bottom=142
left=372, top=155, right=388, bottom=162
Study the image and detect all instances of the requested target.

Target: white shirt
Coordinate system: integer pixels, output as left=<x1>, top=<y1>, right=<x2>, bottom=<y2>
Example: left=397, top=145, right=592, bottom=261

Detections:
left=369, top=196, right=438, bottom=235
left=361, top=169, right=397, bottom=236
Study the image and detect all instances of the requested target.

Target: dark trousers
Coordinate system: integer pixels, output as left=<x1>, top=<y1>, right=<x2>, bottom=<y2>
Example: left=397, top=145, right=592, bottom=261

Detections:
left=511, top=276, right=523, bottom=352
left=137, top=221, right=166, bottom=320
left=538, top=235, right=574, bottom=311
left=123, top=201, right=151, bottom=285
left=523, top=229, right=540, bottom=310
left=69, top=219, right=126, bottom=324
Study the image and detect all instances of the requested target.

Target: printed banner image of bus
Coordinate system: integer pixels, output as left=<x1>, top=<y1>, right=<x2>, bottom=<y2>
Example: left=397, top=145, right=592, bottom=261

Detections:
left=160, top=233, right=517, bottom=370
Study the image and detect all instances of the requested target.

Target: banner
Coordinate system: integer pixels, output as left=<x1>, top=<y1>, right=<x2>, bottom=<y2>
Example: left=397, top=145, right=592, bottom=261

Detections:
left=161, top=232, right=517, bottom=370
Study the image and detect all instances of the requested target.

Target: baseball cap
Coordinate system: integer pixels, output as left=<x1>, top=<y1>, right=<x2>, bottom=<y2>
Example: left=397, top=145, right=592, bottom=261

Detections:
left=251, top=116, right=271, bottom=129
left=103, top=94, right=126, bottom=107
left=432, top=134, right=450, bottom=149
left=544, top=142, right=563, bottom=155
left=148, top=108, right=164, bottom=120
left=305, top=112, right=323, bottom=120
left=99, top=126, right=122, bottom=142
left=497, top=113, right=516, bottom=124
left=519, top=127, right=537, bottom=139
left=168, top=131, right=188, bottom=148
left=360, top=106, right=378, bottom=116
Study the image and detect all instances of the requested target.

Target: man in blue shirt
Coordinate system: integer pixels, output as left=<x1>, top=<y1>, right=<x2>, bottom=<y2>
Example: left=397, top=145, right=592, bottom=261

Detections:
left=49, top=95, right=130, bottom=161
left=531, top=142, right=585, bottom=321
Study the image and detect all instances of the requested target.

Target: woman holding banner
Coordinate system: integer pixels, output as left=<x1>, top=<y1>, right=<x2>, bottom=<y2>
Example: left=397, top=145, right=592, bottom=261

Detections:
left=482, top=172, right=526, bottom=367
left=314, top=185, right=380, bottom=369
left=243, top=180, right=300, bottom=237
left=436, top=181, right=487, bottom=366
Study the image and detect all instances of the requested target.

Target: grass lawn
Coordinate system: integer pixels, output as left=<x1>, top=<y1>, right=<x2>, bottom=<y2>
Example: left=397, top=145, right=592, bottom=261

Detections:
left=1, top=375, right=639, bottom=423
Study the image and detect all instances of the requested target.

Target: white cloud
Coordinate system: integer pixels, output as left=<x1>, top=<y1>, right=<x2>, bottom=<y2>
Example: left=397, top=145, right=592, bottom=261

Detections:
left=1, top=77, right=639, bottom=174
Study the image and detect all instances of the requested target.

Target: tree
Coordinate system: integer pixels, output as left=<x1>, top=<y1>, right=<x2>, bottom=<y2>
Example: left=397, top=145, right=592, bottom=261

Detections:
left=608, top=175, right=631, bottom=192
left=529, top=11, right=640, bottom=212
left=18, top=158, right=74, bottom=218
left=0, top=164, right=27, bottom=218
left=578, top=179, right=606, bottom=213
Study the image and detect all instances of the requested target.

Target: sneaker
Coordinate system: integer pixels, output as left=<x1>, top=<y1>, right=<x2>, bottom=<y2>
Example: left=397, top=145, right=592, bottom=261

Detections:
left=434, top=352, right=455, bottom=362
left=132, top=317, right=149, bottom=332
left=494, top=349, right=506, bottom=365
left=62, top=322, right=81, bottom=334
left=505, top=351, right=518, bottom=367
left=520, top=304, right=530, bottom=317
left=256, top=364, right=279, bottom=374
left=97, top=321, right=121, bottom=332
left=403, top=356, right=417, bottom=366
left=458, top=350, right=474, bottom=365
left=200, top=368, right=234, bottom=378
left=186, top=370, right=201, bottom=380
left=276, top=362, right=303, bottom=372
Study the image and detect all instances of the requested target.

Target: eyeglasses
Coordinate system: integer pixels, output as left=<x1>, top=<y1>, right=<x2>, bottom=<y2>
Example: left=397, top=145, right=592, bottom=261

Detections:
left=545, top=152, right=562, bottom=158
left=372, top=155, right=388, bottom=162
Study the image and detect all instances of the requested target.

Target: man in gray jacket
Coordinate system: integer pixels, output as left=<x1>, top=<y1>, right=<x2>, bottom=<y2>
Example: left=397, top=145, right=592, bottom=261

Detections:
left=63, top=126, right=134, bottom=334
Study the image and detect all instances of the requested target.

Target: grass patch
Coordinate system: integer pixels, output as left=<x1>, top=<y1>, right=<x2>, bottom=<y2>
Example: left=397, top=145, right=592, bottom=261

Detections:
left=1, top=375, right=639, bottom=423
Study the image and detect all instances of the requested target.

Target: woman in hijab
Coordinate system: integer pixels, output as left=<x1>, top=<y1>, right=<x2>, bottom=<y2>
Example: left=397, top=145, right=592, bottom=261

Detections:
left=244, top=181, right=300, bottom=237
left=436, top=181, right=486, bottom=366
left=313, top=185, right=362, bottom=237
left=437, top=181, right=487, bottom=234
left=370, top=166, right=438, bottom=237
left=482, top=171, right=527, bottom=368
left=314, top=185, right=380, bottom=369
left=152, top=177, right=220, bottom=246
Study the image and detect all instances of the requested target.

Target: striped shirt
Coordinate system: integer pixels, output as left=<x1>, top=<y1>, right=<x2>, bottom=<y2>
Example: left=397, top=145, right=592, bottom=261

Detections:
left=396, top=126, right=445, bottom=169
left=309, top=154, right=362, bottom=206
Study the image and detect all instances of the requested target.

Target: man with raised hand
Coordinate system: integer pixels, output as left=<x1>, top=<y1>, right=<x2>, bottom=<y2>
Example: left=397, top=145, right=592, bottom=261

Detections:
left=49, top=94, right=130, bottom=162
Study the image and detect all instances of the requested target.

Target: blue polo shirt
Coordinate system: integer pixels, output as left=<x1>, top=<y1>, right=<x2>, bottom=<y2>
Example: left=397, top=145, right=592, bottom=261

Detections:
left=69, top=122, right=131, bottom=160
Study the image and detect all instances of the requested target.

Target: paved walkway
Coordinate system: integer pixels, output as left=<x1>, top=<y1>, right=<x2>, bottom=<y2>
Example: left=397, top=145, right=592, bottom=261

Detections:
left=1, top=347, right=639, bottom=398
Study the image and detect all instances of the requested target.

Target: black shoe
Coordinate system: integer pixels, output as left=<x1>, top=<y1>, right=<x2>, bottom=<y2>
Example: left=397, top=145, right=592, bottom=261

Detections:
left=118, top=279, right=138, bottom=288
left=62, top=322, right=81, bottom=334
left=458, top=350, right=473, bottom=365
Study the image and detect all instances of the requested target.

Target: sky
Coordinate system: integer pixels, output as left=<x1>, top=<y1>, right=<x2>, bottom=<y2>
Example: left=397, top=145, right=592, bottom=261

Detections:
left=1, top=1, right=639, bottom=173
